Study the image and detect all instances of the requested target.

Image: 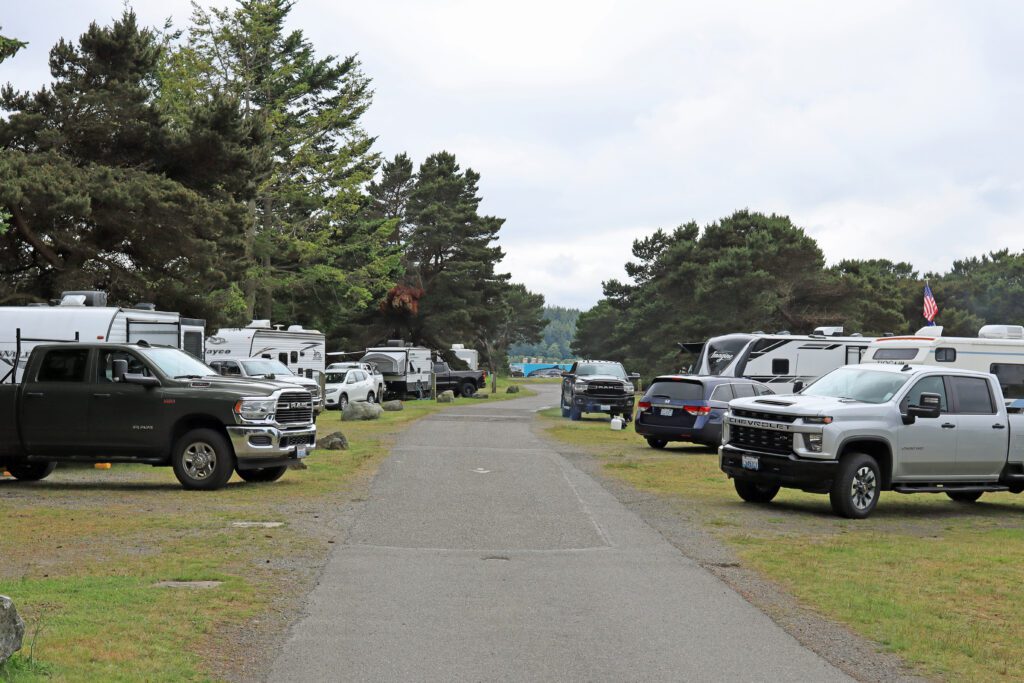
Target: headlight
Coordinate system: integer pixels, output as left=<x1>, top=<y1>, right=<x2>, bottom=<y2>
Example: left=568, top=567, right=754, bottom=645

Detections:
left=234, top=398, right=276, bottom=421
left=574, top=381, right=588, bottom=392
left=803, top=416, right=833, bottom=424
left=804, top=433, right=823, bottom=452
left=623, top=382, right=635, bottom=395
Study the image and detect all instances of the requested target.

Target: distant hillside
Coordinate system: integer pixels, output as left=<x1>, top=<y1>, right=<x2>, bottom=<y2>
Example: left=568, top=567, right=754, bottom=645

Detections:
left=509, top=306, right=581, bottom=360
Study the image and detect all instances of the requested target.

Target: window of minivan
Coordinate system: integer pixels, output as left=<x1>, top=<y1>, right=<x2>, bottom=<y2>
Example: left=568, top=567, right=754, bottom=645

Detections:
left=645, top=380, right=703, bottom=402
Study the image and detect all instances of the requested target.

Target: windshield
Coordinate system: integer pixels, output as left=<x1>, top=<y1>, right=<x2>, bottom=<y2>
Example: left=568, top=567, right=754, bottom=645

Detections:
left=138, top=348, right=216, bottom=378
left=576, top=362, right=627, bottom=379
left=241, top=360, right=294, bottom=376
left=700, top=336, right=750, bottom=375
left=325, top=371, right=348, bottom=384
left=802, top=367, right=911, bottom=404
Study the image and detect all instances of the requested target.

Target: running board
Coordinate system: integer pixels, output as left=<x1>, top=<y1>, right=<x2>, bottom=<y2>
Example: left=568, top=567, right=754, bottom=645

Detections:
left=893, top=484, right=1009, bottom=494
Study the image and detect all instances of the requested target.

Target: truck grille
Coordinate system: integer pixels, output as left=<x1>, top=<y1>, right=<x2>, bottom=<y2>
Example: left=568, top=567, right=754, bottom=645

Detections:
left=276, top=391, right=313, bottom=425
left=732, top=409, right=796, bottom=423
left=584, top=382, right=625, bottom=397
left=729, top=425, right=793, bottom=455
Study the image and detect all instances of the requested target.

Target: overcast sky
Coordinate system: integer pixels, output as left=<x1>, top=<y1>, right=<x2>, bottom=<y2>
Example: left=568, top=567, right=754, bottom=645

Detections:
left=4, top=1, right=1024, bottom=308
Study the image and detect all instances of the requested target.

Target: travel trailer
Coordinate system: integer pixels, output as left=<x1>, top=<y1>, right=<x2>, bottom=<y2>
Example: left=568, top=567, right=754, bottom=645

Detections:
left=451, top=344, right=480, bottom=371
left=862, top=325, right=1024, bottom=399
left=0, top=291, right=205, bottom=384
left=681, top=327, right=870, bottom=394
left=361, top=341, right=433, bottom=399
left=205, top=321, right=326, bottom=377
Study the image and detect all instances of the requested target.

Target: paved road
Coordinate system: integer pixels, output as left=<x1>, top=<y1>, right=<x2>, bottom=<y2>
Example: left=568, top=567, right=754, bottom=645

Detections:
left=271, top=386, right=849, bottom=682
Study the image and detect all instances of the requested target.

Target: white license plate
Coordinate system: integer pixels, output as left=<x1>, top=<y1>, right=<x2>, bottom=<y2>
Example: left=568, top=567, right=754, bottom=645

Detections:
left=659, top=408, right=673, bottom=416
left=599, top=404, right=610, bottom=411
left=741, top=455, right=759, bottom=471
left=296, top=447, right=308, bottom=459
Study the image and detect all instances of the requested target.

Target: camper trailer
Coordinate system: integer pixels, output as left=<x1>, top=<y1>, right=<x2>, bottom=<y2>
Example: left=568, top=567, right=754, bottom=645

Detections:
left=681, top=327, right=869, bottom=394
left=451, top=344, right=480, bottom=371
left=862, top=325, right=1024, bottom=399
left=0, top=291, right=206, bottom=384
left=205, top=321, right=326, bottom=377
left=361, top=341, right=433, bottom=399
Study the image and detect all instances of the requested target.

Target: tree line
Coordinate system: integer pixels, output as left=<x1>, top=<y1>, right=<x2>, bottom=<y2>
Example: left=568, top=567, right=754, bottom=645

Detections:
left=509, top=306, right=581, bottom=360
left=0, top=3, right=545, bottom=370
left=573, top=210, right=1024, bottom=379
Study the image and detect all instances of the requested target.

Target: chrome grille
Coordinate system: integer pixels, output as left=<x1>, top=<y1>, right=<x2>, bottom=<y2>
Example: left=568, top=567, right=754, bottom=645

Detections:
left=276, top=391, right=313, bottom=424
left=583, top=381, right=625, bottom=397
left=729, top=425, right=793, bottom=455
left=732, top=409, right=796, bottom=424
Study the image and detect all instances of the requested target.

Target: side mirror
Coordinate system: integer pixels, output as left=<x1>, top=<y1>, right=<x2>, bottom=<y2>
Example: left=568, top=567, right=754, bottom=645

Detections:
left=909, top=393, right=942, bottom=419
left=792, top=380, right=804, bottom=393
left=628, top=372, right=640, bottom=380
left=124, top=372, right=160, bottom=387
left=112, top=359, right=128, bottom=382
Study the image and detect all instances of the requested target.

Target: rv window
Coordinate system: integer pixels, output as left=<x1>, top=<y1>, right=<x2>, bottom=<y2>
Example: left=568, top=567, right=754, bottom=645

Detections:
left=872, top=348, right=919, bottom=361
left=291, top=351, right=298, bottom=363
left=935, top=348, right=956, bottom=362
left=991, top=364, right=1024, bottom=399
left=183, top=331, right=203, bottom=359
left=703, top=338, right=749, bottom=375
left=37, top=349, right=90, bottom=383
left=949, top=376, right=995, bottom=414
left=771, top=359, right=789, bottom=375
left=278, top=353, right=288, bottom=365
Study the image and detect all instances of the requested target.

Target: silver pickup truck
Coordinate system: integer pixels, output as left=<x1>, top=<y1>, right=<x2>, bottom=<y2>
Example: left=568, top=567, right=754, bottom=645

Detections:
left=720, top=363, right=1024, bottom=518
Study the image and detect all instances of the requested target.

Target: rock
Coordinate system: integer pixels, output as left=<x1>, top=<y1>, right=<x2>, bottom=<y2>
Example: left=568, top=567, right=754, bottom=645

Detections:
left=319, top=431, right=349, bottom=450
left=0, top=595, right=25, bottom=665
left=470, top=393, right=490, bottom=400
left=505, top=385, right=520, bottom=394
left=382, top=400, right=404, bottom=412
left=342, top=401, right=383, bottom=421
left=437, top=390, right=456, bottom=403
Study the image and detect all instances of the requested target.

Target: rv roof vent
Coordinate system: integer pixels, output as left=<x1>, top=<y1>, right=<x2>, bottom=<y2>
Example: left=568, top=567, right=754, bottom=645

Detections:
left=249, top=320, right=272, bottom=329
left=751, top=330, right=765, bottom=335
left=979, top=324, right=1024, bottom=340
left=133, top=303, right=156, bottom=311
left=60, top=290, right=108, bottom=307
left=287, top=325, right=304, bottom=332
left=386, top=339, right=405, bottom=347
left=812, top=326, right=844, bottom=336
left=776, top=330, right=791, bottom=336
left=851, top=332, right=863, bottom=337
left=883, top=332, right=895, bottom=337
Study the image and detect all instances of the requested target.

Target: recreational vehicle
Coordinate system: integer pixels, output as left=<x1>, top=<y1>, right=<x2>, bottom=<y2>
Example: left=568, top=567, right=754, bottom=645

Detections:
left=205, top=321, right=326, bottom=377
left=361, top=341, right=433, bottom=399
left=0, top=291, right=205, bottom=384
left=451, top=344, right=480, bottom=371
left=681, top=327, right=870, bottom=394
left=862, top=325, right=1024, bottom=399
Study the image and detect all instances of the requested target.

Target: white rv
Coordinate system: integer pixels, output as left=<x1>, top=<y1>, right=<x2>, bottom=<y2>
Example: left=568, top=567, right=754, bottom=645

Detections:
left=0, top=291, right=205, bottom=384
left=683, top=327, right=870, bottom=394
left=451, top=344, right=480, bottom=371
left=361, top=341, right=433, bottom=399
left=862, top=325, right=1024, bottom=400
left=205, top=321, right=326, bottom=377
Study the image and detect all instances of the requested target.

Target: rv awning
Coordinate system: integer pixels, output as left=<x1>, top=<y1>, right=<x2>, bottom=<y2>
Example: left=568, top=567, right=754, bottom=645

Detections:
left=677, top=342, right=705, bottom=354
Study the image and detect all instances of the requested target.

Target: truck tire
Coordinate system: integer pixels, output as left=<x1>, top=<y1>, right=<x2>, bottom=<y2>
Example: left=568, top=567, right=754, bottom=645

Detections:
left=5, top=461, right=57, bottom=482
left=172, top=428, right=235, bottom=491
left=236, top=466, right=288, bottom=483
left=646, top=437, right=668, bottom=449
left=829, top=452, right=880, bottom=519
left=459, top=381, right=476, bottom=398
left=946, top=490, right=982, bottom=503
left=734, top=478, right=780, bottom=503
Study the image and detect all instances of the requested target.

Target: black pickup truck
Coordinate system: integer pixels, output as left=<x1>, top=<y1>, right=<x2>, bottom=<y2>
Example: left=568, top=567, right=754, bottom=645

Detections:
left=560, top=360, right=638, bottom=421
left=0, top=343, right=316, bottom=490
left=432, top=361, right=487, bottom=397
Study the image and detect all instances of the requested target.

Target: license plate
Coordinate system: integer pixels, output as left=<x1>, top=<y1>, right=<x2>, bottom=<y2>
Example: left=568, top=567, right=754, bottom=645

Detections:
left=659, top=408, right=673, bottom=416
left=599, top=404, right=610, bottom=411
left=296, top=447, right=307, bottom=459
left=741, top=455, right=759, bottom=471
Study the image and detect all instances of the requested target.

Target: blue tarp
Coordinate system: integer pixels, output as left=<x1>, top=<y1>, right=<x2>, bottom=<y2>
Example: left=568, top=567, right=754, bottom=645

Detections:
left=512, top=362, right=572, bottom=376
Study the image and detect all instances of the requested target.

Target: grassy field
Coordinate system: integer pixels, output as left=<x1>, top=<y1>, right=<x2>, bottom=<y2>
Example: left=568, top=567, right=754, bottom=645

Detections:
left=0, top=383, right=532, bottom=682
left=538, top=408, right=1024, bottom=682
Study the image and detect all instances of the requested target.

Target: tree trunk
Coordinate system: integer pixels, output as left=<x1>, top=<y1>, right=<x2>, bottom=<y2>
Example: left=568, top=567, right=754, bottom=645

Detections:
left=257, top=196, right=274, bottom=318
left=243, top=198, right=258, bottom=318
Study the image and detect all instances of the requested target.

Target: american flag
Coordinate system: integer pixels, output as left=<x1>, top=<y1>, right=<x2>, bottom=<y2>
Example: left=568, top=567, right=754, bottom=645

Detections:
left=923, top=284, right=938, bottom=323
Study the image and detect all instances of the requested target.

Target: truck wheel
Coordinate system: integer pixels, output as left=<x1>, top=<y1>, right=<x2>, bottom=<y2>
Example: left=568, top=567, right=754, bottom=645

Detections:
left=5, top=461, right=57, bottom=482
left=734, top=479, right=780, bottom=503
left=646, top=437, right=668, bottom=449
left=829, top=452, right=880, bottom=519
left=459, top=381, right=476, bottom=397
left=569, top=404, right=582, bottom=421
left=172, top=428, right=235, bottom=491
left=236, top=466, right=288, bottom=483
left=946, top=490, right=982, bottom=503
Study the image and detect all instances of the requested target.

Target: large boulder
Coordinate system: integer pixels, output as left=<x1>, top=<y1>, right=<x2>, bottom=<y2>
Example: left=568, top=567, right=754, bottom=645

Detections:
left=342, top=401, right=383, bottom=421
left=506, top=385, right=520, bottom=394
left=437, top=390, right=455, bottom=403
left=0, top=595, right=25, bottom=665
left=382, top=400, right=404, bottom=412
left=319, top=431, right=349, bottom=450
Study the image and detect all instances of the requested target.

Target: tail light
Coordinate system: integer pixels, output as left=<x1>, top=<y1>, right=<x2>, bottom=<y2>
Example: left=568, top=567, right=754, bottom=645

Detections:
left=684, top=405, right=711, bottom=416
left=638, top=401, right=651, bottom=411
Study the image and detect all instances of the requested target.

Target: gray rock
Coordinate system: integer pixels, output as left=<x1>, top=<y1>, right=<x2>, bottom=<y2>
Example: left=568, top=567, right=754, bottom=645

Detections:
left=0, top=595, right=25, bottom=665
left=505, top=385, right=520, bottom=394
left=437, top=390, right=455, bottom=403
left=319, top=431, right=349, bottom=450
left=342, top=401, right=383, bottom=421
left=382, top=400, right=404, bottom=411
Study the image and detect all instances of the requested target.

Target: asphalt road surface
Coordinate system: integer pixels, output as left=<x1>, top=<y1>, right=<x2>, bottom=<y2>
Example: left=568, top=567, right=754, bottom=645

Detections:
left=270, top=385, right=849, bottom=682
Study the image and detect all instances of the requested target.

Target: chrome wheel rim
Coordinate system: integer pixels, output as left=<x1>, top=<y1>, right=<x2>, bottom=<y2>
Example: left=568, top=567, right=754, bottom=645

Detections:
left=183, top=442, right=217, bottom=480
left=851, top=466, right=877, bottom=510
left=341, top=395, right=348, bottom=409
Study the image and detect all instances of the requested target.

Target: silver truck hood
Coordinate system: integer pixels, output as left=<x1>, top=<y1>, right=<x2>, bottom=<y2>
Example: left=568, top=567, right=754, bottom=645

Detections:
left=729, top=394, right=890, bottom=419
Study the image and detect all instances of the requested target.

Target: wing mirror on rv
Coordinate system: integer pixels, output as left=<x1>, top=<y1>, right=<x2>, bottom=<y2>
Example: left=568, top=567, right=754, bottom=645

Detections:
left=903, top=392, right=942, bottom=425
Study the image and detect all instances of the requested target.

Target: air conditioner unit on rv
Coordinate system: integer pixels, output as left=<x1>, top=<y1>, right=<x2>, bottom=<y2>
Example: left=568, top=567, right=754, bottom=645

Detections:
left=979, top=325, right=1024, bottom=340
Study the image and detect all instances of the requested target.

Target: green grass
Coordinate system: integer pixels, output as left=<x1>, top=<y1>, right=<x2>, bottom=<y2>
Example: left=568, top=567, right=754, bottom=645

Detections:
left=537, top=409, right=1024, bottom=682
left=0, top=386, right=536, bottom=681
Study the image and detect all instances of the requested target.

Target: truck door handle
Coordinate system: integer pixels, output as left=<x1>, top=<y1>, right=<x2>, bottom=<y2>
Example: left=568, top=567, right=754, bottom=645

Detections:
left=941, top=423, right=956, bottom=429
left=25, top=391, right=44, bottom=398
left=93, top=393, right=112, bottom=399
left=993, top=423, right=1006, bottom=430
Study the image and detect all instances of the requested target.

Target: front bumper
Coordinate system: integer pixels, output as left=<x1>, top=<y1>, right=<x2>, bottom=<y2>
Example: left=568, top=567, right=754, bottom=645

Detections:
left=720, top=444, right=838, bottom=492
left=574, top=394, right=635, bottom=414
left=227, top=425, right=317, bottom=470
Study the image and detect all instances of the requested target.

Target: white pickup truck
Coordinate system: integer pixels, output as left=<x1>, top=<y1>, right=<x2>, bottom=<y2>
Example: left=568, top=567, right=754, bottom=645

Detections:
left=720, top=363, right=1024, bottom=518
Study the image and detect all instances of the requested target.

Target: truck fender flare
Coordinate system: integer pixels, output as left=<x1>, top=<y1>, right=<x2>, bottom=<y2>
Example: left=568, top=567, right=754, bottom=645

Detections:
left=170, top=415, right=233, bottom=460
left=836, top=436, right=894, bottom=488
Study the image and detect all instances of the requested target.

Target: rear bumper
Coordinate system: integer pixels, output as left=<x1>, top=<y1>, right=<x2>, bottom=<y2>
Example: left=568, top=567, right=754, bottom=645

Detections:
left=635, top=419, right=720, bottom=444
left=720, top=444, right=838, bottom=491
left=227, top=425, right=316, bottom=470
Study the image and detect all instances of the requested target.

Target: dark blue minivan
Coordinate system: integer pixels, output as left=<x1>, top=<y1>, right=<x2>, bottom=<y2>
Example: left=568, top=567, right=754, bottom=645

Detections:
left=634, top=376, right=774, bottom=449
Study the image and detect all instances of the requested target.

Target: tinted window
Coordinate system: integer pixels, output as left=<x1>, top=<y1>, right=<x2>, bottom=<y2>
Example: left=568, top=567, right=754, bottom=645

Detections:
left=950, top=376, right=995, bottom=414
left=771, top=359, right=789, bottom=375
left=901, top=376, right=948, bottom=412
left=991, top=364, right=1024, bottom=399
left=326, top=371, right=348, bottom=384
left=710, top=384, right=734, bottom=402
left=732, top=384, right=756, bottom=398
left=935, top=348, right=956, bottom=362
left=645, top=380, right=703, bottom=402
left=702, top=337, right=749, bottom=375
left=37, top=349, right=90, bottom=382
left=98, top=350, right=151, bottom=381
left=278, top=353, right=288, bottom=365
left=291, top=351, right=299, bottom=363
left=872, top=348, right=919, bottom=361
